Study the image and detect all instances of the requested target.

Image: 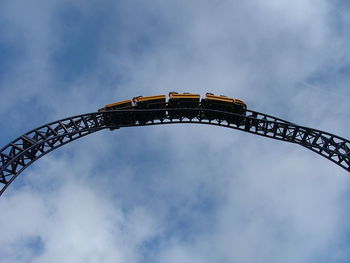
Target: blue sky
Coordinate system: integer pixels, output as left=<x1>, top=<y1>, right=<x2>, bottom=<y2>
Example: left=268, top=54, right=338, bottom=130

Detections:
left=1, top=0, right=350, bottom=262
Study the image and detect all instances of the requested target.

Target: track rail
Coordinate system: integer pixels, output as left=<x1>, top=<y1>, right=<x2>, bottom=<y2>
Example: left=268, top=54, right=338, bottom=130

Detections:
left=1, top=106, right=349, bottom=196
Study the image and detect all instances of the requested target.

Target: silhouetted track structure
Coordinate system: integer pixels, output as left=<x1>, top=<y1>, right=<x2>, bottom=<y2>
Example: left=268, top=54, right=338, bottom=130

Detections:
left=1, top=105, right=350, bottom=196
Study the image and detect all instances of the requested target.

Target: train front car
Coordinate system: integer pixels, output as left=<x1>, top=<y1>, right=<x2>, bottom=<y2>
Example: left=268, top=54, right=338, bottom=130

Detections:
left=201, top=93, right=247, bottom=125
left=98, top=100, right=134, bottom=127
left=233, top=98, right=247, bottom=115
left=133, top=95, right=167, bottom=124
left=168, top=92, right=200, bottom=120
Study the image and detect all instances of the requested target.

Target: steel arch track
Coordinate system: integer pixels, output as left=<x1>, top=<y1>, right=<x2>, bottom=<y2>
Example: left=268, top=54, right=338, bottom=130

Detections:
left=1, top=106, right=350, bottom=196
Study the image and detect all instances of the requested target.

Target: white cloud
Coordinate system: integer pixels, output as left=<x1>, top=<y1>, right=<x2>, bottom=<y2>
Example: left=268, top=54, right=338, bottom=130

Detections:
left=1, top=0, right=350, bottom=262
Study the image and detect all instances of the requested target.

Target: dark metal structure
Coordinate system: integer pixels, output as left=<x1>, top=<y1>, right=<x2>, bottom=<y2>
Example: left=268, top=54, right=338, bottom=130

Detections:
left=1, top=105, right=350, bottom=196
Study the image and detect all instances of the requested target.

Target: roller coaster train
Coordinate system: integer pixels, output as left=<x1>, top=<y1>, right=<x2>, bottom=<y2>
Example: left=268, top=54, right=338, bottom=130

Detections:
left=0, top=92, right=349, bottom=196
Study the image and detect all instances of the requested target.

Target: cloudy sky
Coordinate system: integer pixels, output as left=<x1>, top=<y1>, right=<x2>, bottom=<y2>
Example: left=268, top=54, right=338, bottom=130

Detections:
left=1, top=0, right=350, bottom=262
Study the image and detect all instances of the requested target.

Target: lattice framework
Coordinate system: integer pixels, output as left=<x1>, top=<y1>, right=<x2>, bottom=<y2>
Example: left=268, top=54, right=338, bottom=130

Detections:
left=1, top=106, right=349, bottom=196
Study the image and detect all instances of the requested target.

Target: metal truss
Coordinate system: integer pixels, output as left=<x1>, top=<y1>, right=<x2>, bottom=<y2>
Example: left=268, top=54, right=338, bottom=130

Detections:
left=1, top=106, right=349, bottom=196
left=0, top=113, right=109, bottom=195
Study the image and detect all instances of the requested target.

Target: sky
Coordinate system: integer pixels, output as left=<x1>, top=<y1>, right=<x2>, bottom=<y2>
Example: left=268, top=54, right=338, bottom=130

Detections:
left=1, top=0, right=350, bottom=262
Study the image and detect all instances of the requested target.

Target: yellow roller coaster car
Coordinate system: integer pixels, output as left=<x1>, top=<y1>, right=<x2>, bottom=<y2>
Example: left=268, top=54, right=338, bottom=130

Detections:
left=98, top=99, right=134, bottom=126
left=132, top=94, right=167, bottom=124
left=132, top=95, right=166, bottom=105
left=168, top=92, right=200, bottom=119
left=98, top=100, right=133, bottom=112
left=203, top=93, right=247, bottom=111
left=205, top=93, right=235, bottom=103
left=202, top=93, right=247, bottom=123
left=168, top=92, right=200, bottom=100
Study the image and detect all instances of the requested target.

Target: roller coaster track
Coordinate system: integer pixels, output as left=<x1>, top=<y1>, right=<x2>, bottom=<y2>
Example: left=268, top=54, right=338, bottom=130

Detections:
left=1, top=105, right=349, bottom=196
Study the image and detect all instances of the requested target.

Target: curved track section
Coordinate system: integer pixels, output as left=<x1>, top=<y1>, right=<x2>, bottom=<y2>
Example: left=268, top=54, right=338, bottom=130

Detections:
left=0, top=113, right=109, bottom=195
left=1, top=107, right=349, bottom=196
